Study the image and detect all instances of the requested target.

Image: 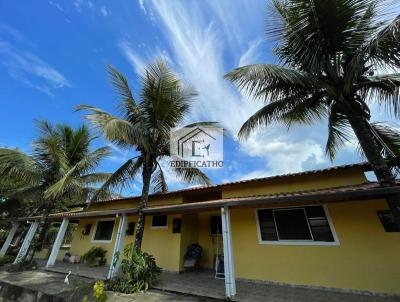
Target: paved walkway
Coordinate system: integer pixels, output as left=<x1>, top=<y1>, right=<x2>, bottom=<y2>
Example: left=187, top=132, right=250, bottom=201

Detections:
left=35, top=261, right=400, bottom=302
left=37, top=259, right=109, bottom=279
left=157, top=271, right=400, bottom=302
left=0, top=270, right=214, bottom=302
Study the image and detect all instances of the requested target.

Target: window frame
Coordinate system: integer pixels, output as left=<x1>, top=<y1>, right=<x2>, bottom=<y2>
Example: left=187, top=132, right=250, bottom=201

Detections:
left=91, top=218, right=115, bottom=243
left=255, top=204, right=340, bottom=246
left=151, top=215, right=168, bottom=229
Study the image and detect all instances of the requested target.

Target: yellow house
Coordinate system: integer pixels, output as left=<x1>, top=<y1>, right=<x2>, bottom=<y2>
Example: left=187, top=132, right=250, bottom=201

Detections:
left=4, top=162, right=400, bottom=299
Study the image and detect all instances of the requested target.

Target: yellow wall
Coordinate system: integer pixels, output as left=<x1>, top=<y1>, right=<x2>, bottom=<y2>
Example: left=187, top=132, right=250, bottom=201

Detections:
left=69, top=217, right=120, bottom=265
left=197, top=211, right=222, bottom=269
left=139, top=214, right=182, bottom=272
left=230, top=199, right=400, bottom=294
left=179, top=214, right=199, bottom=270
left=88, top=195, right=182, bottom=212
left=222, top=167, right=366, bottom=198
left=63, top=167, right=400, bottom=294
left=68, top=214, right=183, bottom=272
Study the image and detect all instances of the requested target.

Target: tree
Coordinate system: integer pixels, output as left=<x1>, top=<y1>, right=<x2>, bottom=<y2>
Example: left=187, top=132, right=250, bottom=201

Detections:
left=0, top=121, right=111, bottom=261
left=77, top=59, right=213, bottom=250
left=225, top=0, right=400, bottom=223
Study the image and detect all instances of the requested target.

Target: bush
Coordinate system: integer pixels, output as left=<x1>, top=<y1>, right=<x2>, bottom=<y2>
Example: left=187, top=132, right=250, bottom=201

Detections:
left=107, top=244, right=160, bottom=294
left=93, top=280, right=107, bottom=302
left=82, top=247, right=107, bottom=266
left=7, top=260, right=38, bottom=272
left=0, top=255, right=15, bottom=266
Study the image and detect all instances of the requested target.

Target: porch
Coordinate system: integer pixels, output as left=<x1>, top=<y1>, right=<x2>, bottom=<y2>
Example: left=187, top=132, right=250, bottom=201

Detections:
left=37, top=259, right=109, bottom=279
left=37, top=261, right=400, bottom=302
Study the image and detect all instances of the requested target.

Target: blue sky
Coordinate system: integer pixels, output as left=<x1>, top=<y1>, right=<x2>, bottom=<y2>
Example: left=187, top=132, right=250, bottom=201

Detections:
left=0, top=0, right=396, bottom=195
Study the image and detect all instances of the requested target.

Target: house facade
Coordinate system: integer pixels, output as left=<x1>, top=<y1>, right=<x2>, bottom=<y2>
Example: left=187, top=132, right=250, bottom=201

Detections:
left=3, top=162, right=400, bottom=299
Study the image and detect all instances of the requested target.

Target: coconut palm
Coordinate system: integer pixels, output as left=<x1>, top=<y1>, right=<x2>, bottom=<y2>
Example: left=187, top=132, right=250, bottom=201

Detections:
left=225, top=0, right=400, bottom=224
left=0, top=121, right=111, bottom=261
left=77, top=59, right=212, bottom=250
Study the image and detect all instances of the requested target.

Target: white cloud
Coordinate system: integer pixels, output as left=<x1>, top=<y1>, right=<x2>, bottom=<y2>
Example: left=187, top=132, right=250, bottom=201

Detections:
left=121, top=0, right=366, bottom=178
left=238, top=38, right=263, bottom=67
left=118, top=41, right=148, bottom=74
left=138, top=0, right=147, bottom=14
left=48, top=1, right=64, bottom=12
left=100, top=6, right=109, bottom=17
left=242, top=130, right=326, bottom=174
left=0, top=39, right=70, bottom=95
left=119, top=41, right=170, bottom=75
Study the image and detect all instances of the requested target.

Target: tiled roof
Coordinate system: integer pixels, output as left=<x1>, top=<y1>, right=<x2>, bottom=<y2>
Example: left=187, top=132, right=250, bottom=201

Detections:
left=142, top=181, right=400, bottom=214
left=94, top=162, right=371, bottom=204
left=22, top=181, right=399, bottom=220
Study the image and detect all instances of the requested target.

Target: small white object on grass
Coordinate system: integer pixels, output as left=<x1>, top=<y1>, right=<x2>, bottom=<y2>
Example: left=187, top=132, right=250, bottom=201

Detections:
left=64, top=271, right=72, bottom=285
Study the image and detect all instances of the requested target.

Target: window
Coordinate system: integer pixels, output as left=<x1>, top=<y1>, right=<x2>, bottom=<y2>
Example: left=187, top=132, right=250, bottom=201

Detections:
left=210, top=216, right=222, bottom=235
left=257, top=205, right=337, bottom=245
left=377, top=210, right=400, bottom=232
left=92, top=220, right=115, bottom=242
left=81, top=224, right=92, bottom=235
left=126, top=222, right=135, bottom=236
left=152, top=215, right=168, bottom=228
left=172, top=218, right=181, bottom=233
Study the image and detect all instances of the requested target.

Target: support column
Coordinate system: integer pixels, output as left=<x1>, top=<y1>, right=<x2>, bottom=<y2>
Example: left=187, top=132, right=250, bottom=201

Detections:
left=221, top=206, right=236, bottom=300
left=0, top=222, right=20, bottom=257
left=46, top=218, right=69, bottom=268
left=107, top=213, right=128, bottom=279
left=13, top=221, right=39, bottom=264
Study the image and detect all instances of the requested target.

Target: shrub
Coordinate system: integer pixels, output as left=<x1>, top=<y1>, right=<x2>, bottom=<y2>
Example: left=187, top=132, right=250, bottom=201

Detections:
left=82, top=247, right=107, bottom=266
left=107, top=244, right=160, bottom=294
left=0, top=255, right=15, bottom=266
left=7, top=260, right=38, bottom=272
left=93, top=280, right=107, bottom=302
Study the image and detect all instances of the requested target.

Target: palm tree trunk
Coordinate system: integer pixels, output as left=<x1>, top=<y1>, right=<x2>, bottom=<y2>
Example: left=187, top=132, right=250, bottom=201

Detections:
left=347, top=113, right=400, bottom=227
left=134, top=163, right=153, bottom=250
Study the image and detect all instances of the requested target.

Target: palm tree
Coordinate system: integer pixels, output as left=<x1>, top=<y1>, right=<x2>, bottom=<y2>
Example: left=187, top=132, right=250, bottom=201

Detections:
left=77, top=59, right=212, bottom=250
left=0, top=121, right=111, bottom=261
left=225, top=0, right=400, bottom=224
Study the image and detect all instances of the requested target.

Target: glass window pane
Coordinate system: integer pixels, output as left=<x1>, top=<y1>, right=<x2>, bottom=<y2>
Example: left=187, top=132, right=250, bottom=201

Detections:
left=306, top=206, right=334, bottom=242
left=258, top=209, right=278, bottom=241
left=152, top=215, right=168, bottom=227
left=93, top=221, right=114, bottom=241
left=274, top=209, right=312, bottom=240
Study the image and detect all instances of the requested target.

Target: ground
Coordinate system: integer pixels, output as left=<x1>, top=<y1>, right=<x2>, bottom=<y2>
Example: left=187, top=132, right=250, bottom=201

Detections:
left=0, top=268, right=399, bottom=302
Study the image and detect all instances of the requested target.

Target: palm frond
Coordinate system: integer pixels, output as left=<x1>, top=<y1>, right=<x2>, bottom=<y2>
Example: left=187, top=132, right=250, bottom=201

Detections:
left=140, top=59, right=197, bottom=142
left=79, top=173, right=113, bottom=185
left=325, top=108, right=353, bottom=160
left=76, top=105, right=140, bottom=148
left=151, top=162, right=167, bottom=193
left=0, top=148, right=42, bottom=186
left=173, top=167, right=212, bottom=186
left=363, top=15, right=400, bottom=70
left=88, top=156, right=143, bottom=204
left=358, top=73, right=400, bottom=117
left=44, top=146, right=111, bottom=200
left=369, top=122, right=400, bottom=158
left=225, top=64, right=317, bottom=101
left=281, top=93, right=328, bottom=128
left=270, top=0, right=381, bottom=72
left=107, top=64, right=141, bottom=125
left=238, top=94, right=309, bottom=139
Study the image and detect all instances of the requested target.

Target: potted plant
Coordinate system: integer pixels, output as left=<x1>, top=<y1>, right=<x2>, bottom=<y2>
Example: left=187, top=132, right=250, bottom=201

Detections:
left=82, top=247, right=107, bottom=266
